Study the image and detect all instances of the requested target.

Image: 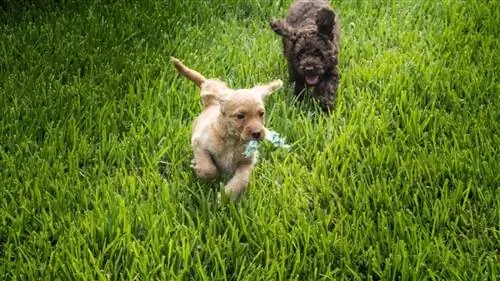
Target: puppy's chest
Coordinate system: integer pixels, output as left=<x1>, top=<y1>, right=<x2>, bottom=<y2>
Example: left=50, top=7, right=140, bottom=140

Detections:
left=210, top=146, right=249, bottom=174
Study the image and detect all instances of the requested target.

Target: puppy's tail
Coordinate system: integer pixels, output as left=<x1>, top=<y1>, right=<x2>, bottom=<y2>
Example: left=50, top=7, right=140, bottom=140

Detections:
left=171, top=57, right=206, bottom=87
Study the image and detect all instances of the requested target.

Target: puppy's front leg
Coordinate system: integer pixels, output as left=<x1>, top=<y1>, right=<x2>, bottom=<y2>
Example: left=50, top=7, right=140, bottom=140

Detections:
left=313, top=75, right=338, bottom=112
left=224, top=164, right=254, bottom=201
left=294, top=79, right=307, bottom=101
left=192, top=147, right=218, bottom=180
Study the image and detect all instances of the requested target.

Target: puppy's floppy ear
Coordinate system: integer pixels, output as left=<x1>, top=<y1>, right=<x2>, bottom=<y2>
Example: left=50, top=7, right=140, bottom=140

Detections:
left=200, top=80, right=229, bottom=108
left=270, top=19, right=297, bottom=41
left=316, top=8, right=335, bottom=37
left=217, top=92, right=233, bottom=116
left=255, top=79, right=283, bottom=99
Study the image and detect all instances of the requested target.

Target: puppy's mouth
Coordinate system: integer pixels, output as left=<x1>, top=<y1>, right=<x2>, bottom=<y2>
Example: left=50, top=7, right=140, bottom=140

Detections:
left=305, top=75, right=319, bottom=86
left=247, top=135, right=264, bottom=142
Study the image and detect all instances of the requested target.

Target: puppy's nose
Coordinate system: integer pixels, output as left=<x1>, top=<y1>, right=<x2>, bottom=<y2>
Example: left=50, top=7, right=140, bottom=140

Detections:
left=252, top=131, right=262, bottom=140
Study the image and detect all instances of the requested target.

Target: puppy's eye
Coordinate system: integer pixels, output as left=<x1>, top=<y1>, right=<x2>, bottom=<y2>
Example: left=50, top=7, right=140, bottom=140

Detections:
left=259, top=112, right=265, bottom=117
left=236, top=113, right=245, bottom=120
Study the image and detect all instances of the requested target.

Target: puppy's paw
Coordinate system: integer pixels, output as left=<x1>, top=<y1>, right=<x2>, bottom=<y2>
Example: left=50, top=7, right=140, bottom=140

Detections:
left=191, top=158, right=218, bottom=179
left=316, top=95, right=334, bottom=113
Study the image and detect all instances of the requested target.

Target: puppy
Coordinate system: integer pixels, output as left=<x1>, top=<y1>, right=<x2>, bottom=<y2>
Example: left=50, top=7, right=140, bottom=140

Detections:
left=171, top=57, right=282, bottom=201
left=270, top=0, right=340, bottom=112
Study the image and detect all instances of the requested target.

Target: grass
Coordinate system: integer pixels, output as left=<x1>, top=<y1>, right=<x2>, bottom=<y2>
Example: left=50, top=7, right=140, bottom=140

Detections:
left=0, top=0, right=498, bottom=280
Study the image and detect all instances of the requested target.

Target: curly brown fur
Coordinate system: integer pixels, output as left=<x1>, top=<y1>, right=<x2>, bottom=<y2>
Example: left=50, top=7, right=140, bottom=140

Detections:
left=171, top=57, right=283, bottom=201
left=270, top=0, right=340, bottom=112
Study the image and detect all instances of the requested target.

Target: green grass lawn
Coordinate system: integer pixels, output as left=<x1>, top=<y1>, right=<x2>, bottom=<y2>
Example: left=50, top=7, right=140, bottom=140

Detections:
left=0, top=0, right=498, bottom=280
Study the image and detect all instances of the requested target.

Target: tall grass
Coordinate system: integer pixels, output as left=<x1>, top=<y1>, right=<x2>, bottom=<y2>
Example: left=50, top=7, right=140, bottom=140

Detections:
left=0, top=0, right=498, bottom=280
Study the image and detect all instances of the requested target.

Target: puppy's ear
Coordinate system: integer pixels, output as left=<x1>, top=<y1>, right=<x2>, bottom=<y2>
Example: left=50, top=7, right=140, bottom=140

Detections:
left=270, top=19, right=297, bottom=41
left=201, top=93, right=219, bottom=108
left=316, top=8, right=335, bottom=37
left=255, top=79, right=283, bottom=99
left=217, top=92, right=232, bottom=116
left=200, top=80, right=229, bottom=108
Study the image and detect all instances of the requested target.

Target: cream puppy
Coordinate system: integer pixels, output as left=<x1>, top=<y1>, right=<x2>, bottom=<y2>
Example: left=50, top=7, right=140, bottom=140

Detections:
left=171, top=57, right=282, bottom=201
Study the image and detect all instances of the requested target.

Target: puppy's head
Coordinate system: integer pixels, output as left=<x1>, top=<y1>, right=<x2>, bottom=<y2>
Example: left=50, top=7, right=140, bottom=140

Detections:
left=218, top=80, right=282, bottom=142
left=270, top=8, right=337, bottom=86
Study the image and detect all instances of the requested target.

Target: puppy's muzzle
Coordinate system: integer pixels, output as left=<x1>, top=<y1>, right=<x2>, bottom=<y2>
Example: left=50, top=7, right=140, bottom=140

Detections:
left=251, top=130, right=262, bottom=140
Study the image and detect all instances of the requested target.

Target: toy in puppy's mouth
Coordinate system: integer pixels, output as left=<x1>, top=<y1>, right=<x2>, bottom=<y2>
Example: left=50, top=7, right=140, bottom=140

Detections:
left=305, top=75, right=319, bottom=86
left=244, top=129, right=290, bottom=157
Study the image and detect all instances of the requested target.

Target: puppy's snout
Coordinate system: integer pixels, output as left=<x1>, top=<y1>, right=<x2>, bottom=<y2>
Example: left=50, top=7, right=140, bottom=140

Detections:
left=305, top=66, right=314, bottom=72
left=251, top=130, right=262, bottom=140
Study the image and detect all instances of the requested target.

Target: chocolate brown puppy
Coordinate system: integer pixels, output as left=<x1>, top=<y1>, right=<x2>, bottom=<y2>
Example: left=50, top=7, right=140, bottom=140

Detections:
left=270, top=0, right=340, bottom=112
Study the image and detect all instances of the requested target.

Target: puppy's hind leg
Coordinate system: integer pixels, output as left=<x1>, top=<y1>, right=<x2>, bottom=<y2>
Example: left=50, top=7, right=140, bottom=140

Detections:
left=224, top=164, right=254, bottom=201
left=191, top=147, right=218, bottom=180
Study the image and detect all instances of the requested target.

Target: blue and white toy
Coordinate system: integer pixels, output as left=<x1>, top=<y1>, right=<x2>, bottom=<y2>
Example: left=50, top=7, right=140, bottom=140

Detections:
left=244, top=129, right=290, bottom=157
